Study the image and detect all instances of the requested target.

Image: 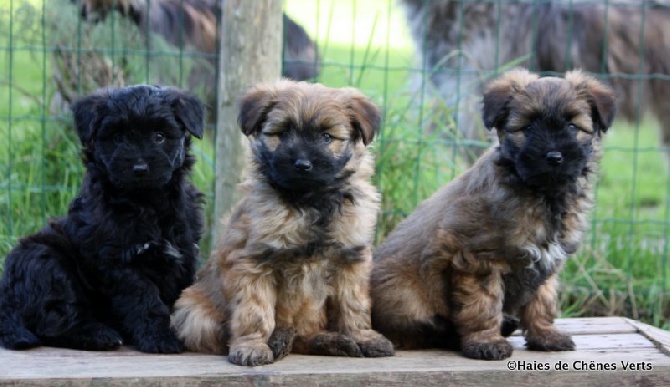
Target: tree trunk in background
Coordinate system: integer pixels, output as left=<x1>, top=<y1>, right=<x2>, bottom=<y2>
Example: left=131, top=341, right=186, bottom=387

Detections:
left=213, top=0, right=282, bottom=244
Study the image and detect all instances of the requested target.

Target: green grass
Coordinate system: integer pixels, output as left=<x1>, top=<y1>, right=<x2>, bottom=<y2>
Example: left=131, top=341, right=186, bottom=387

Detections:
left=0, top=0, right=668, bottom=329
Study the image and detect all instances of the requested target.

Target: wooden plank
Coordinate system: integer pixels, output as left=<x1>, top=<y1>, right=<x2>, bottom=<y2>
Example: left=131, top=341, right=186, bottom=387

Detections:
left=509, top=333, right=655, bottom=351
left=1, top=371, right=670, bottom=387
left=626, top=318, right=670, bottom=356
left=0, top=317, right=668, bottom=386
left=1, top=345, right=668, bottom=378
left=554, top=317, right=638, bottom=334
left=509, top=317, right=638, bottom=336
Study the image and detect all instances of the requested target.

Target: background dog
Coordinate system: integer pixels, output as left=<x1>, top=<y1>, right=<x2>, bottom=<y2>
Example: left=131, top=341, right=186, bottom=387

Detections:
left=401, top=0, right=669, bottom=160
left=370, top=69, right=616, bottom=360
left=0, top=85, right=205, bottom=353
left=79, top=0, right=321, bottom=82
left=171, top=81, right=394, bottom=366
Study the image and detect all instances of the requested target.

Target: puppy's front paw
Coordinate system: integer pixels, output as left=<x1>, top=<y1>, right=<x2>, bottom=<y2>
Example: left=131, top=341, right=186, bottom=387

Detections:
left=308, top=332, right=363, bottom=357
left=268, top=327, right=296, bottom=361
left=462, top=338, right=513, bottom=360
left=354, top=330, right=395, bottom=357
left=136, top=327, right=184, bottom=354
left=228, top=343, right=274, bottom=366
left=526, top=331, right=575, bottom=351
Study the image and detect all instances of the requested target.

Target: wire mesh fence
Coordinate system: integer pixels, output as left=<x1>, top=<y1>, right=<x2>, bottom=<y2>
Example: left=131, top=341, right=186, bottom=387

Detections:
left=1, top=0, right=668, bottom=329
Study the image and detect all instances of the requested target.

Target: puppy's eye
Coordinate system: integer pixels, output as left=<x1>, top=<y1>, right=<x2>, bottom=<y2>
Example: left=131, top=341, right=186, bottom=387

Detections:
left=567, top=123, right=579, bottom=131
left=154, top=132, right=165, bottom=144
left=279, top=131, right=289, bottom=138
left=322, top=133, right=332, bottom=143
left=113, top=134, right=123, bottom=144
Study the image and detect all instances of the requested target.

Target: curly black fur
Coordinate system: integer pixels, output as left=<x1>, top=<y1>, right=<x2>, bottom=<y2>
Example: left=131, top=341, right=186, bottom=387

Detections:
left=0, top=85, right=205, bottom=353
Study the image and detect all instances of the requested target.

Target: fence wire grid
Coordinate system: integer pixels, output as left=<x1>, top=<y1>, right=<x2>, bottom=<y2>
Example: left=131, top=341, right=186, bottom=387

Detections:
left=1, top=0, right=668, bottom=329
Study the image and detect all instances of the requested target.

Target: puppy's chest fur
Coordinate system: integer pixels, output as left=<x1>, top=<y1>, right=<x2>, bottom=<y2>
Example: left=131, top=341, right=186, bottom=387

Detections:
left=500, top=241, right=565, bottom=314
left=71, top=189, right=198, bottom=271
left=485, top=198, right=573, bottom=313
left=246, top=186, right=376, bottom=306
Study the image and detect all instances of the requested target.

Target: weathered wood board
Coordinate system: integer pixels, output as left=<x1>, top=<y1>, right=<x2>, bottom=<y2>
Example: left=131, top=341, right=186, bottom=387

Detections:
left=1, top=317, right=668, bottom=386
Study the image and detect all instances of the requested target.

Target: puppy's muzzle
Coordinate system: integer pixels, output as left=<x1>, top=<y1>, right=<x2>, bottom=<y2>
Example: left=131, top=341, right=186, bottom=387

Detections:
left=294, top=159, right=313, bottom=172
left=545, top=151, right=563, bottom=166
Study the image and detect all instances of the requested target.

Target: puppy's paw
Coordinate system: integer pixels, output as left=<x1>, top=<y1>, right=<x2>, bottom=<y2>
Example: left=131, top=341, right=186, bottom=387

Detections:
left=40, top=323, right=122, bottom=351
left=268, top=327, right=296, bottom=361
left=0, top=326, right=40, bottom=350
left=354, top=330, right=395, bottom=357
left=308, top=332, right=363, bottom=357
left=526, top=331, right=575, bottom=352
left=79, top=323, right=123, bottom=351
left=462, top=338, right=513, bottom=360
left=228, top=343, right=274, bottom=366
left=136, top=327, right=184, bottom=354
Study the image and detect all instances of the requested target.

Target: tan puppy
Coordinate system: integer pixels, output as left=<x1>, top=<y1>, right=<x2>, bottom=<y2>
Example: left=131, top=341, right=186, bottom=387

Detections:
left=371, top=69, right=616, bottom=360
left=172, top=81, right=394, bottom=366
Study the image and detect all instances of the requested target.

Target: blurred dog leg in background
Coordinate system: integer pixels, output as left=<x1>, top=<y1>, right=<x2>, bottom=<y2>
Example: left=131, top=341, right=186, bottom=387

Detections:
left=79, top=0, right=322, bottom=81
left=401, top=0, right=670, bottom=163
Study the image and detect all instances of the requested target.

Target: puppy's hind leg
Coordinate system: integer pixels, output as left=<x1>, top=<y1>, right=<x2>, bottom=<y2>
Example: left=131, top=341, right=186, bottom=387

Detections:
left=1, top=237, right=122, bottom=351
left=0, top=307, right=40, bottom=350
left=171, top=285, right=229, bottom=355
left=307, top=331, right=363, bottom=357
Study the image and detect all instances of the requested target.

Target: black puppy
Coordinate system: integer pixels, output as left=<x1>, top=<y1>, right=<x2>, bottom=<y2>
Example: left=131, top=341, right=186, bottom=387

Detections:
left=0, top=85, right=205, bottom=353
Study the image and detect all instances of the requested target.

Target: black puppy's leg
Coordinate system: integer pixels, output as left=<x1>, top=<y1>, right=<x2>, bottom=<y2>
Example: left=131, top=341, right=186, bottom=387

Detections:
left=106, top=269, right=183, bottom=353
left=41, top=322, right=122, bottom=351
left=0, top=236, right=122, bottom=351
left=0, top=308, right=40, bottom=350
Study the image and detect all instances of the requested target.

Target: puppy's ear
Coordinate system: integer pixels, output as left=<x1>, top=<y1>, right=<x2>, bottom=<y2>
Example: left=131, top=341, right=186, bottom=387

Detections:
left=347, top=90, right=381, bottom=146
left=482, top=68, right=538, bottom=130
left=566, top=71, right=617, bottom=133
left=71, top=92, right=109, bottom=145
left=165, top=89, right=205, bottom=139
left=238, top=85, right=276, bottom=137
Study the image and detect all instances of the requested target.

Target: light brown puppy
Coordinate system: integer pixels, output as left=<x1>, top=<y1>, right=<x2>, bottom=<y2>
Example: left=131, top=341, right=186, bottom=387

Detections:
left=371, top=69, right=616, bottom=360
left=172, top=81, right=394, bottom=366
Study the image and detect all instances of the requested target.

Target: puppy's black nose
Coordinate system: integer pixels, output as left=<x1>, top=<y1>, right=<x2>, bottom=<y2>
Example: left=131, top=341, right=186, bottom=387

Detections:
left=294, top=159, right=312, bottom=172
left=133, top=162, right=149, bottom=175
left=546, top=151, right=563, bottom=166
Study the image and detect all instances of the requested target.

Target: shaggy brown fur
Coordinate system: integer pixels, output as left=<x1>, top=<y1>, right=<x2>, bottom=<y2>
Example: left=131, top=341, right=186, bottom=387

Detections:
left=171, top=81, right=394, bottom=366
left=401, top=0, right=669, bottom=158
left=79, top=0, right=321, bottom=81
left=370, top=69, right=616, bottom=360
